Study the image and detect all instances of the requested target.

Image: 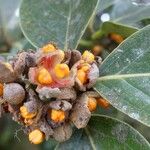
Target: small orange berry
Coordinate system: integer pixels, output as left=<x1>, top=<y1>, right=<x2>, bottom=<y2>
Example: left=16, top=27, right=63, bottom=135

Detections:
left=20, top=106, right=37, bottom=119
left=82, top=50, right=95, bottom=63
left=42, top=44, right=56, bottom=53
left=0, top=83, right=3, bottom=96
left=77, top=69, right=88, bottom=84
left=37, top=68, right=52, bottom=85
left=50, top=109, right=65, bottom=123
left=97, top=98, right=110, bottom=108
left=92, top=45, right=103, bottom=56
left=54, top=64, right=70, bottom=79
left=80, top=63, right=90, bottom=72
left=110, top=33, right=124, bottom=44
left=29, top=129, right=44, bottom=144
left=88, top=97, right=97, bottom=112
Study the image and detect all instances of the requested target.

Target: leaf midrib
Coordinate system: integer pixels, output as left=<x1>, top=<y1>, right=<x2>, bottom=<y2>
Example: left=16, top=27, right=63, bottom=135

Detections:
left=95, top=75, right=150, bottom=127
left=97, top=73, right=150, bottom=81
left=85, top=127, right=97, bottom=150
left=64, top=1, right=72, bottom=50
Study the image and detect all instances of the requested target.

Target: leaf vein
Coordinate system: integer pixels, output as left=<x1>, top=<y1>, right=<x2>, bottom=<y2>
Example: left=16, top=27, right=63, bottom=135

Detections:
left=98, top=73, right=150, bottom=81
left=64, top=1, right=72, bottom=50
left=85, top=127, right=97, bottom=150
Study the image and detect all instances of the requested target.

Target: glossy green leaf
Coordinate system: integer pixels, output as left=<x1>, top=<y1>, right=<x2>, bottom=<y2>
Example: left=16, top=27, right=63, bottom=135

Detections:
left=92, top=21, right=138, bottom=40
left=94, top=25, right=150, bottom=127
left=94, top=106, right=150, bottom=141
left=56, top=115, right=150, bottom=150
left=95, top=0, right=150, bottom=29
left=20, top=0, right=99, bottom=50
left=97, top=0, right=115, bottom=12
left=110, top=0, right=150, bottom=25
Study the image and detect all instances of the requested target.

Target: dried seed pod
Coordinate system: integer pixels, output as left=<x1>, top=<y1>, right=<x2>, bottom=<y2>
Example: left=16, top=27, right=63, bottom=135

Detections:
left=24, top=101, right=38, bottom=113
left=3, top=83, right=25, bottom=105
left=36, top=48, right=65, bottom=67
left=0, top=62, right=17, bottom=83
left=13, top=52, right=36, bottom=76
left=22, top=89, right=43, bottom=122
left=87, top=63, right=99, bottom=89
left=38, top=119, right=54, bottom=140
left=25, top=52, right=37, bottom=68
left=57, top=88, right=77, bottom=101
left=8, top=104, right=22, bottom=122
left=49, top=100, right=72, bottom=111
left=37, top=87, right=76, bottom=101
left=70, top=93, right=91, bottom=129
left=69, top=50, right=81, bottom=67
left=53, top=123, right=72, bottom=142
left=75, top=62, right=99, bottom=91
left=29, top=49, right=76, bottom=89
left=36, top=87, right=61, bottom=100
left=63, top=50, right=71, bottom=64
left=13, top=52, right=27, bottom=76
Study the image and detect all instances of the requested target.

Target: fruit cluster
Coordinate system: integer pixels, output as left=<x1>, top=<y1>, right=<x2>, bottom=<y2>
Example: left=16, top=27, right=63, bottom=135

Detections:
left=0, top=43, right=109, bottom=144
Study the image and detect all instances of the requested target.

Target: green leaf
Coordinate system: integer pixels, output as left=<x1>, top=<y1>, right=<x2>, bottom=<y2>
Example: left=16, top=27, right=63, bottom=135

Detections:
left=110, top=0, right=150, bottom=25
left=41, top=139, right=58, bottom=150
left=56, top=115, right=150, bottom=150
left=91, top=22, right=138, bottom=59
left=20, top=0, right=99, bottom=50
left=92, top=21, right=138, bottom=40
left=95, top=0, right=150, bottom=29
left=94, top=25, right=150, bottom=127
left=96, top=0, right=116, bottom=12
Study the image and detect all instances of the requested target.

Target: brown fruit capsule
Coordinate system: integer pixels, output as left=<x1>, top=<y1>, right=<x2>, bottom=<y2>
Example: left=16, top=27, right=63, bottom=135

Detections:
left=53, top=123, right=72, bottom=142
left=0, top=62, right=17, bottom=83
left=3, top=83, right=25, bottom=105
